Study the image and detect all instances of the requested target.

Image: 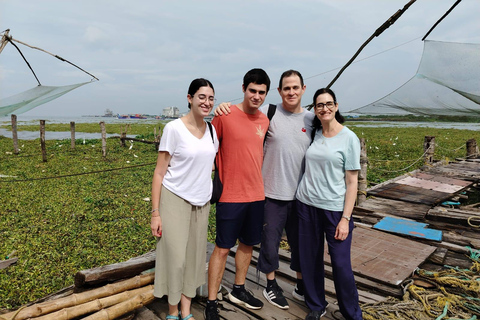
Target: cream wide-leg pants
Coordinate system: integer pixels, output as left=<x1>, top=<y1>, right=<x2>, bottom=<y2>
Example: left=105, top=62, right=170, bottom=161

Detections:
left=154, top=186, right=210, bottom=305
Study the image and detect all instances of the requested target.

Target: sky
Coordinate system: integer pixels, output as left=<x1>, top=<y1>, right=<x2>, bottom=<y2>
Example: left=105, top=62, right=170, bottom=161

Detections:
left=1, top=0, right=479, bottom=117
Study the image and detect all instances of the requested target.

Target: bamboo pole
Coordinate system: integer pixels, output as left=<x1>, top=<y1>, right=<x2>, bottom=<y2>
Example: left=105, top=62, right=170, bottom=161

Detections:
left=11, top=114, right=19, bottom=154
left=70, top=122, right=75, bottom=150
left=31, top=285, right=153, bottom=320
left=40, top=120, right=47, bottom=162
left=0, top=273, right=154, bottom=320
left=81, top=290, right=154, bottom=320
left=0, top=29, right=10, bottom=55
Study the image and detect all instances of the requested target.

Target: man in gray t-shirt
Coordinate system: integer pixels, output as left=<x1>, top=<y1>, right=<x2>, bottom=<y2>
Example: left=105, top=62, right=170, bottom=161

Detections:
left=215, top=70, right=314, bottom=310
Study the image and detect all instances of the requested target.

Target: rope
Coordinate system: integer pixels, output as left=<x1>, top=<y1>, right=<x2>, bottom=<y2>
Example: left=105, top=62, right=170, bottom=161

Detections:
left=0, top=305, right=26, bottom=320
left=0, top=162, right=156, bottom=182
left=372, top=145, right=432, bottom=173
left=468, top=217, right=480, bottom=228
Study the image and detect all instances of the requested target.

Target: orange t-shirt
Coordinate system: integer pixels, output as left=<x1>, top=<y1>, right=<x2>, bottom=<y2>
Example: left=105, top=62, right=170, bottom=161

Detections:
left=212, top=105, right=269, bottom=203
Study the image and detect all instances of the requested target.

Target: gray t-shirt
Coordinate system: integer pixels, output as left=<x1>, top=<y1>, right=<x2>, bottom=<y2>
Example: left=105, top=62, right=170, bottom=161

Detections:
left=260, top=103, right=315, bottom=201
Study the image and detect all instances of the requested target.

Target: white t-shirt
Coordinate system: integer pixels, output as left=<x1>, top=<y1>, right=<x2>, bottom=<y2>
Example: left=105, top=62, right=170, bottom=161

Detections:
left=159, top=119, right=219, bottom=206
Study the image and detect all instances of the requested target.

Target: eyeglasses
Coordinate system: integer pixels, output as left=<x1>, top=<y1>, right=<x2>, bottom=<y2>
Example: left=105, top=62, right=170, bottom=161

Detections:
left=196, top=94, right=216, bottom=104
left=315, top=101, right=336, bottom=110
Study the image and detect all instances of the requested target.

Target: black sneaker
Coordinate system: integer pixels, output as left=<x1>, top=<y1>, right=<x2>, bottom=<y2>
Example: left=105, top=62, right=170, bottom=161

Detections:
left=263, top=282, right=289, bottom=309
left=305, top=309, right=327, bottom=320
left=228, top=288, right=264, bottom=310
left=292, top=283, right=305, bottom=302
left=204, top=302, right=220, bottom=320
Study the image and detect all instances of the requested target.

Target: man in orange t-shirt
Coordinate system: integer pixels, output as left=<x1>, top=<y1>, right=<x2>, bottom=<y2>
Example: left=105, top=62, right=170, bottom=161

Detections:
left=205, top=68, right=270, bottom=320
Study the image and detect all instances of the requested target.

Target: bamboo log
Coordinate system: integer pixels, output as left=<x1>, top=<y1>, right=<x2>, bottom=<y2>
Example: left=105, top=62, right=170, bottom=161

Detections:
left=0, top=273, right=154, bottom=320
left=81, top=289, right=154, bottom=320
left=31, top=285, right=153, bottom=320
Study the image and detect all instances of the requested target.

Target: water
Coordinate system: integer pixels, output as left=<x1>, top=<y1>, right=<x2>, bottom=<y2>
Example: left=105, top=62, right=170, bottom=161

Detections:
left=2, top=116, right=480, bottom=140
left=349, top=121, right=480, bottom=130
left=0, top=115, right=162, bottom=140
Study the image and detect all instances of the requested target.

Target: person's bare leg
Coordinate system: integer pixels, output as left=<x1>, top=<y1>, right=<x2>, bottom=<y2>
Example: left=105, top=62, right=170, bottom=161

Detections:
left=168, top=303, right=179, bottom=317
left=234, top=242, right=253, bottom=285
left=180, top=295, right=194, bottom=319
left=266, top=271, right=275, bottom=281
left=207, top=245, right=229, bottom=300
left=297, top=272, right=302, bottom=280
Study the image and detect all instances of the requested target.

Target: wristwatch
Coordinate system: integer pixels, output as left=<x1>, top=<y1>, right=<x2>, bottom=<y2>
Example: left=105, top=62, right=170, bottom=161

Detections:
left=342, top=215, right=351, bottom=221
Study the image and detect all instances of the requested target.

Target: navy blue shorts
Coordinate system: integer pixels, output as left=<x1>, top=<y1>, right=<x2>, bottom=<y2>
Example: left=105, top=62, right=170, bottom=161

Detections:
left=215, top=200, right=265, bottom=249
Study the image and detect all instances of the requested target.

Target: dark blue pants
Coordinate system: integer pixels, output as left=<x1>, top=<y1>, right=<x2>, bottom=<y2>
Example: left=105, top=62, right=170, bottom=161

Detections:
left=297, top=200, right=362, bottom=320
left=257, top=198, right=300, bottom=274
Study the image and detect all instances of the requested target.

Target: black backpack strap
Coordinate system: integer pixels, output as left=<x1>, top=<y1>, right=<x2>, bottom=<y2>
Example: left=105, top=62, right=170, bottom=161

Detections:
left=267, top=103, right=277, bottom=120
left=206, top=121, right=214, bottom=143
left=264, top=104, right=277, bottom=145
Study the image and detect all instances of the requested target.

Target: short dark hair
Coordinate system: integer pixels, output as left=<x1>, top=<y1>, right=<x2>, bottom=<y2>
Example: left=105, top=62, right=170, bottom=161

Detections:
left=278, top=69, right=304, bottom=89
left=243, top=68, right=270, bottom=92
left=187, top=78, right=214, bottom=109
left=312, top=88, right=345, bottom=133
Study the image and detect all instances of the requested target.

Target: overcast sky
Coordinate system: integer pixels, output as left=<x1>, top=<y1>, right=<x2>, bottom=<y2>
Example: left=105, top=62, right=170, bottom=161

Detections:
left=1, top=0, right=479, bottom=117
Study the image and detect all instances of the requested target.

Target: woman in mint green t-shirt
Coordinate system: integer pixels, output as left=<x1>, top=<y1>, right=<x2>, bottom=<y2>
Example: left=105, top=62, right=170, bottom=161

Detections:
left=295, top=88, right=362, bottom=320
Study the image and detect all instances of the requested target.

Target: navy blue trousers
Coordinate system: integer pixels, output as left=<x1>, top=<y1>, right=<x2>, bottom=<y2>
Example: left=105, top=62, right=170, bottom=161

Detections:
left=257, top=198, right=300, bottom=274
left=296, top=200, right=362, bottom=320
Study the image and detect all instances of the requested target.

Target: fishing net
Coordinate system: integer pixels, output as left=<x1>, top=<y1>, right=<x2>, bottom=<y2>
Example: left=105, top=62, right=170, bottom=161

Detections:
left=361, top=247, right=480, bottom=319
left=0, top=82, right=90, bottom=117
left=350, top=40, right=480, bottom=116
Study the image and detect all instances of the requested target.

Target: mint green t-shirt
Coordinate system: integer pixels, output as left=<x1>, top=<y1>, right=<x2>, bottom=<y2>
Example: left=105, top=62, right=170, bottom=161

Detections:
left=296, top=126, right=360, bottom=211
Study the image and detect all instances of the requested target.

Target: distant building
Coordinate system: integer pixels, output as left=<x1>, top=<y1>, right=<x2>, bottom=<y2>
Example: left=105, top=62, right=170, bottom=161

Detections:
left=163, top=106, right=179, bottom=118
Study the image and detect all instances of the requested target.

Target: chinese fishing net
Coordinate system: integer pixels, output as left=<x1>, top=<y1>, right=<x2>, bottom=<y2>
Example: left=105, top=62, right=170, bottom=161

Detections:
left=0, top=82, right=90, bottom=117
left=350, top=40, right=480, bottom=116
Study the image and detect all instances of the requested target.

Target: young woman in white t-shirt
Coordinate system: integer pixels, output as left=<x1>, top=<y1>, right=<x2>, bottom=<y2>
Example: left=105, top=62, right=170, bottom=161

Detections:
left=151, top=78, right=218, bottom=320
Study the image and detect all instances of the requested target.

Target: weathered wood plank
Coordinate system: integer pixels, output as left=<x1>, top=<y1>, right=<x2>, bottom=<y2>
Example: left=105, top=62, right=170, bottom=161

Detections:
left=0, top=257, right=18, bottom=270
left=75, top=251, right=155, bottom=288
left=396, top=176, right=466, bottom=193
left=356, top=197, right=430, bottom=220
left=427, top=206, right=480, bottom=227
left=336, top=226, right=436, bottom=287
left=412, top=172, right=472, bottom=187
left=368, top=183, right=452, bottom=205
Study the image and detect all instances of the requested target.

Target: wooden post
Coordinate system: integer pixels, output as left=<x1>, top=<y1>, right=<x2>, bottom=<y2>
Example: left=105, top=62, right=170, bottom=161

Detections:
left=357, top=138, right=368, bottom=205
left=11, top=114, right=19, bottom=154
left=423, top=136, right=435, bottom=164
left=40, top=120, right=47, bottom=162
left=100, top=121, right=107, bottom=158
left=466, top=138, right=478, bottom=159
left=120, top=125, right=126, bottom=148
left=70, top=121, right=76, bottom=150
left=154, top=126, right=161, bottom=151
